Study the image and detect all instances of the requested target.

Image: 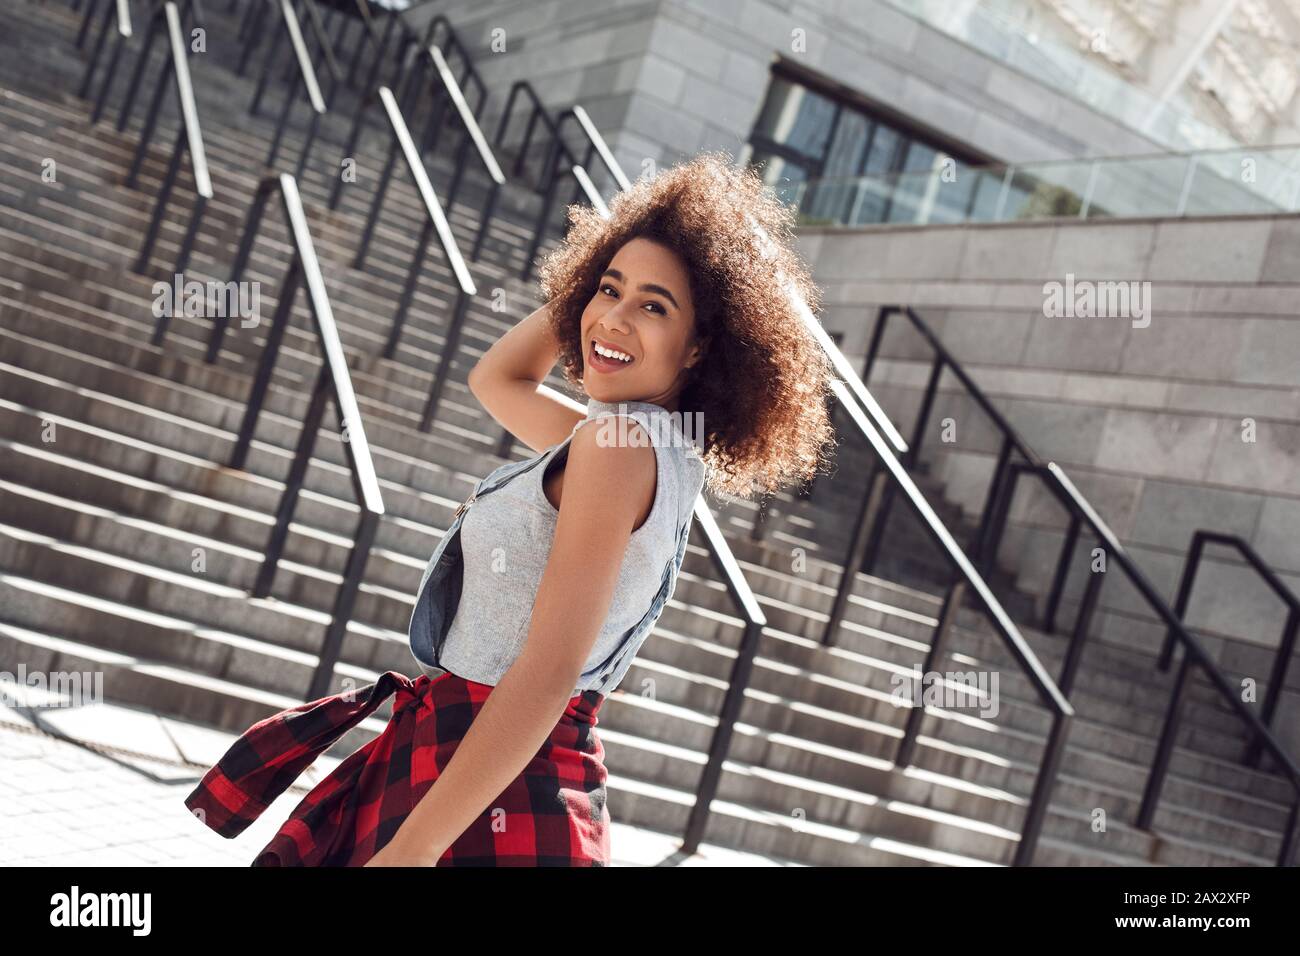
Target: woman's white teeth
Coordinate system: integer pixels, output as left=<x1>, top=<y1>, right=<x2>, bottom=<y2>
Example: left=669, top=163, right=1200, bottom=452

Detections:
left=594, top=342, right=632, bottom=363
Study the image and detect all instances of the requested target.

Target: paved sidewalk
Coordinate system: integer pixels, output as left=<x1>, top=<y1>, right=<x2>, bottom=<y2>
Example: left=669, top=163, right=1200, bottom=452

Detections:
left=0, top=684, right=801, bottom=867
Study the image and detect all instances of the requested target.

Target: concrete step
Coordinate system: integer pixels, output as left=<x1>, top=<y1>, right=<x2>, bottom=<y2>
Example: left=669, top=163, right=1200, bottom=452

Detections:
left=0, top=607, right=388, bottom=759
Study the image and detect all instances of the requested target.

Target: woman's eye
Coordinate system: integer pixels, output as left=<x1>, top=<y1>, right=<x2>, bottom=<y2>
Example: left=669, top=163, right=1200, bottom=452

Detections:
left=645, top=302, right=665, bottom=315
left=599, top=284, right=618, bottom=297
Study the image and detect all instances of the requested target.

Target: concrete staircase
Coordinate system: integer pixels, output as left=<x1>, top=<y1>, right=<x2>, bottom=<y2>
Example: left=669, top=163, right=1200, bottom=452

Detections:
left=0, top=0, right=1293, bottom=866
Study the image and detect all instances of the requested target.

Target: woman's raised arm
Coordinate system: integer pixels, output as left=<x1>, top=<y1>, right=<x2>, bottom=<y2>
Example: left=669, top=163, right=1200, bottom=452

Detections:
left=467, top=301, right=586, bottom=453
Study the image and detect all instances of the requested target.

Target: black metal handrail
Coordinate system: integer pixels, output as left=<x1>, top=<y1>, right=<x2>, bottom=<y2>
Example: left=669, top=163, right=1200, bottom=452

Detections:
left=855, top=304, right=1035, bottom=572
left=493, top=79, right=578, bottom=184
left=249, top=1, right=353, bottom=109
left=1025, top=465, right=1298, bottom=866
left=298, top=0, right=344, bottom=102
left=338, top=0, right=389, bottom=88
left=327, top=5, right=441, bottom=215
left=347, top=85, right=478, bottom=427
left=1162, top=531, right=1299, bottom=769
left=553, top=105, right=630, bottom=189
left=344, top=3, right=405, bottom=99
left=90, top=1, right=213, bottom=321
left=249, top=0, right=329, bottom=176
left=217, top=172, right=386, bottom=701
left=679, top=500, right=769, bottom=856
left=523, top=158, right=609, bottom=280
left=548, top=121, right=1070, bottom=863
left=113, top=0, right=204, bottom=133
left=77, top=0, right=131, bottom=124
left=76, top=0, right=127, bottom=49
left=830, top=381, right=1075, bottom=865
left=488, top=84, right=617, bottom=286
left=411, top=14, right=488, bottom=117
left=872, top=305, right=1300, bottom=865
left=397, top=42, right=508, bottom=261
left=522, top=104, right=627, bottom=282
left=273, top=0, right=399, bottom=97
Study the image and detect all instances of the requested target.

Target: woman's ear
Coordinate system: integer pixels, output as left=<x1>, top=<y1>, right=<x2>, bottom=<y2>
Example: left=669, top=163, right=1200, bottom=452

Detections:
left=685, top=335, right=708, bottom=370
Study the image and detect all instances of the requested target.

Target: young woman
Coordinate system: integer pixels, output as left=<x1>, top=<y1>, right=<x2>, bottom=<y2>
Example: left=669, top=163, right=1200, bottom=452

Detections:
left=186, top=151, right=836, bottom=866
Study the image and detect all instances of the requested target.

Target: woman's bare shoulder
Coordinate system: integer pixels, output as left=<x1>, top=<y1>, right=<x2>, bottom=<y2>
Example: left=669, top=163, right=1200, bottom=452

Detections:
left=563, top=415, right=657, bottom=531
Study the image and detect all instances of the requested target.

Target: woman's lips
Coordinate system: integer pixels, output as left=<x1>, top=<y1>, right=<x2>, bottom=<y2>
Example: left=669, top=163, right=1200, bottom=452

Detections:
left=588, top=339, right=635, bottom=374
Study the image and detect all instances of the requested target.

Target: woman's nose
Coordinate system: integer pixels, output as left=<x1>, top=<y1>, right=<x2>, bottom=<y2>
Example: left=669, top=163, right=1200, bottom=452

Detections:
left=600, top=305, right=634, bottom=334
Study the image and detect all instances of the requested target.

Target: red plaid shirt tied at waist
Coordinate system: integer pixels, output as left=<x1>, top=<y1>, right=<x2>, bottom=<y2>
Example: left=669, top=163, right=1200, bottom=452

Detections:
left=184, top=669, right=610, bottom=866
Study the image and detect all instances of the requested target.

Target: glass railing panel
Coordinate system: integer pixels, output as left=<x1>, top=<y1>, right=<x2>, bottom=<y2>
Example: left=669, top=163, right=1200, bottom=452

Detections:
left=787, top=145, right=1300, bottom=228
left=1000, top=162, right=1088, bottom=220
left=1082, top=154, right=1191, bottom=219
left=1184, top=147, right=1300, bottom=216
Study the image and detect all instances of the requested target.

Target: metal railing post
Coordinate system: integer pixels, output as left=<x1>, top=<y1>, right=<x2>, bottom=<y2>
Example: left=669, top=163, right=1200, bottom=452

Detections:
left=1058, top=561, right=1103, bottom=697
left=523, top=140, right=564, bottom=282
left=249, top=23, right=286, bottom=115
left=230, top=261, right=303, bottom=470
left=89, top=3, right=133, bottom=124
left=971, top=436, right=1013, bottom=568
left=117, top=6, right=161, bottom=132
left=210, top=184, right=274, bottom=362
left=267, top=73, right=302, bottom=168
left=385, top=219, right=434, bottom=359
left=1249, top=607, right=1299, bottom=769
left=353, top=139, right=399, bottom=268
left=308, top=507, right=381, bottom=699
left=135, top=125, right=186, bottom=276
left=822, top=468, right=888, bottom=646
left=1042, top=512, right=1081, bottom=634
left=1159, top=533, right=1207, bottom=671
left=126, top=53, right=174, bottom=188
left=1135, top=650, right=1193, bottom=832
left=420, top=287, right=472, bottom=430
left=680, top=619, right=762, bottom=856
left=1013, top=709, right=1072, bottom=866
left=896, top=581, right=966, bottom=768
left=253, top=366, right=330, bottom=598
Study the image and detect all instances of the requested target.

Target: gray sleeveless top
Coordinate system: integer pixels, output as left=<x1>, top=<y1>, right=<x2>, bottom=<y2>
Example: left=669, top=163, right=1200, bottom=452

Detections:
left=423, top=397, right=707, bottom=697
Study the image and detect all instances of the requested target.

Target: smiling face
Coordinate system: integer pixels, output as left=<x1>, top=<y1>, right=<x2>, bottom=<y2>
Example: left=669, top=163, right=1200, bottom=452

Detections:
left=579, top=237, right=705, bottom=412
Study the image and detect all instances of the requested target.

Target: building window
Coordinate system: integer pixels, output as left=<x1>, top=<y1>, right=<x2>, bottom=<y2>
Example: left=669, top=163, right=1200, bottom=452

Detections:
left=743, top=68, right=986, bottom=226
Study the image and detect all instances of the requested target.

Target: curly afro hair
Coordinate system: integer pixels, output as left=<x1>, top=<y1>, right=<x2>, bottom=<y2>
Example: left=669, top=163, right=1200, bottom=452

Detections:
left=537, top=150, right=837, bottom=500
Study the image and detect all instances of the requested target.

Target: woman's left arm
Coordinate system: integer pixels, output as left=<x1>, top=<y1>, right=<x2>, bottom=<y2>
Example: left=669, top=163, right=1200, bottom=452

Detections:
left=367, top=418, right=657, bottom=866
